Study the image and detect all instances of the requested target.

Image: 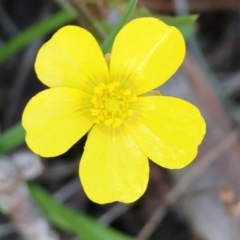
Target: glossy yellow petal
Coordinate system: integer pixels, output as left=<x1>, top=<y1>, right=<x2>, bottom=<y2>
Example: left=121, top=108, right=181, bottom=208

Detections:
left=127, top=96, right=206, bottom=169
left=35, top=26, right=109, bottom=93
left=79, top=124, right=149, bottom=204
left=110, top=18, right=185, bottom=95
left=22, top=88, right=94, bottom=157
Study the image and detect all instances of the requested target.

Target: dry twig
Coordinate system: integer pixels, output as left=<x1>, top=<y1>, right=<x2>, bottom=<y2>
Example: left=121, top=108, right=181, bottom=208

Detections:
left=136, top=127, right=239, bottom=240
left=0, top=153, right=59, bottom=240
left=68, top=0, right=107, bottom=41
left=139, top=0, right=240, bottom=14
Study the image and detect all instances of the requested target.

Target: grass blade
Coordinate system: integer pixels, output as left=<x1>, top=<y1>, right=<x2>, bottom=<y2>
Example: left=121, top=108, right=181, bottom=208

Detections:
left=0, top=123, right=25, bottom=155
left=0, top=10, right=75, bottom=64
left=100, top=0, right=138, bottom=54
left=29, top=183, right=134, bottom=240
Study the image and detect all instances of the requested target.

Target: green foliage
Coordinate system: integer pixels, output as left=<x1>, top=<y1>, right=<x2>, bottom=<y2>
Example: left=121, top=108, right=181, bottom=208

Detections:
left=0, top=123, right=25, bottom=155
left=159, top=15, right=197, bottom=39
left=29, top=183, right=134, bottom=240
left=0, top=4, right=197, bottom=155
left=0, top=0, right=138, bottom=154
left=0, top=1, right=198, bottom=238
left=100, top=0, right=138, bottom=54
left=0, top=10, right=75, bottom=64
left=134, top=7, right=197, bottom=38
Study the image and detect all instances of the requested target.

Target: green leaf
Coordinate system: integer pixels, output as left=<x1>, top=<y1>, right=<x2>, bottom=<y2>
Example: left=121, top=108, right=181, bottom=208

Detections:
left=0, top=1, right=138, bottom=154
left=0, top=123, right=25, bottom=155
left=160, top=15, right=197, bottom=39
left=134, top=7, right=197, bottom=38
left=0, top=10, right=76, bottom=64
left=100, top=0, right=138, bottom=54
left=28, top=183, right=134, bottom=240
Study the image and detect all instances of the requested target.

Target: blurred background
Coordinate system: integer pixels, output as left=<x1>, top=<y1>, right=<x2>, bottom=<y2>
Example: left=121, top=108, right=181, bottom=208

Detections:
left=0, top=0, right=240, bottom=239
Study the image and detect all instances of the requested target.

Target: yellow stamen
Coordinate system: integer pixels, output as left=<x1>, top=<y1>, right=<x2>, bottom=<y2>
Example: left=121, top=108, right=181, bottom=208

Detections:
left=122, top=89, right=131, bottom=96
left=90, top=81, right=136, bottom=128
left=94, top=82, right=106, bottom=94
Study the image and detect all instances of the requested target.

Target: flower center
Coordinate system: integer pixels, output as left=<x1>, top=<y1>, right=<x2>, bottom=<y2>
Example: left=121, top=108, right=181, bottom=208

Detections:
left=104, top=97, right=121, bottom=113
left=90, top=81, right=136, bottom=128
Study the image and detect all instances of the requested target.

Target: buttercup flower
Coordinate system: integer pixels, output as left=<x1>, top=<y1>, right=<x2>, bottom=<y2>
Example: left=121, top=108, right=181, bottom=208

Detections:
left=22, top=18, right=206, bottom=204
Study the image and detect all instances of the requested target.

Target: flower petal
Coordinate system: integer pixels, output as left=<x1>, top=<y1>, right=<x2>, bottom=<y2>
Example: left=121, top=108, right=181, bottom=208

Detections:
left=79, top=124, right=149, bottom=204
left=35, top=26, right=109, bottom=93
left=110, top=18, right=185, bottom=94
left=127, top=96, right=206, bottom=169
left=22, top=88, right=94, bottom=157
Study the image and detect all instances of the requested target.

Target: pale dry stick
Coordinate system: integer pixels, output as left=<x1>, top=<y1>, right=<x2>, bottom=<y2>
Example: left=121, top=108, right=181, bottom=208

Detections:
left=0, top=3, right=19, bottom=37
left=68, top=0, right=107, bottom=41
left=139, top=0, right=240, bottom=13
left=42, top=160, right=79, bottom=181
left=72, top=235, right=81, bottom=240
left=137, top=127, right=239, bottom=240
left=98, top=202, right=134, bottom=226
left=0, top=153, right=59, bottom=240
left=54, top=0, right=77, bottom=15
left=55, top=0, right=107, bottom=41
left=70, top=204, right=134, bottom=240
left=3, top=4, right=53, bottom=127
left=53, top=177, right=81, bottom=202
left=70, top=183, right=134, bottom=240
left=184, top=49, right=240, bottom=127
left=3, top=39, right=45, bottom=127
left=223, top=71, right=240, bottom=95
left=0, top=223, right=15, bottom=238
left=172, top=0, right=188, bottom=15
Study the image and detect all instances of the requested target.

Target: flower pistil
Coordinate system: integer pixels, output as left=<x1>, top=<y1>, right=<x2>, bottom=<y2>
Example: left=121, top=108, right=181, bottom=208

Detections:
left=90, top=81, right=136, bottom=127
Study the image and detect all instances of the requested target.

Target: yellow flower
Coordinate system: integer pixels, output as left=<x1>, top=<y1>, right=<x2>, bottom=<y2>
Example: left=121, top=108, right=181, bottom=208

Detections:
left=22, top=18, right=206, bottom=204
